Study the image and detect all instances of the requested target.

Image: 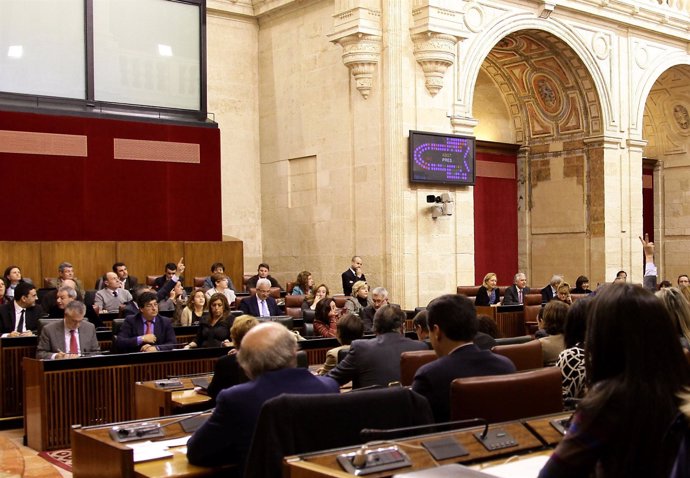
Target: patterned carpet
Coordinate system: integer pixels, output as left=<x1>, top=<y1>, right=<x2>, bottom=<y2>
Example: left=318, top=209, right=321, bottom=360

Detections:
left=38, top=449, right=72, bottom=472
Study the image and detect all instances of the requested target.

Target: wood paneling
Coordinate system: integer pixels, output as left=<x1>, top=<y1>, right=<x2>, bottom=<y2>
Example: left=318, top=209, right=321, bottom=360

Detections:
left=0, top=241, right=243, bottom=294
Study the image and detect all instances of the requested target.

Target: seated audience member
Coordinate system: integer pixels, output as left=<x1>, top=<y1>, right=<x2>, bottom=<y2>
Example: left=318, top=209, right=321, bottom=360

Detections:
left=614, top=270, right=627, bottom=283
left=412, top=294, right=516, bottom=423
left=186, top=322, right=339, bottom=467
left=679, top=274, right=690, bottom=289
left=317, top=313, right=364, bottom=375
left=3, top=265, right=31, bottom=301
left=124, top=263, right=185, bottom=318
left=474, top=314, right=499, bottom=350
left=0, top=281, right=5, bottom=305
left=302, top=283, right=329, bottom=311
left=245, top=263, right=281, bottom=290
left=204, top=262, right=235, bottom=291
left=158, top=281, right=186, bottom=314
left=114, top=292, right=177, bottom=353
left=48, top=262, right=85, bottom=296
left=0, top=282, right=42, bottom=336
left=185, top=293, right=232, bottom=349
left=291, top=270, right=313, bottom=296
left=96, top=262, right=138, bottom=291
left=328, top=305, right=428, bottom=388
left=341, top=255, right=366, bottom=296
left=571, top=275, right=592, bottom=294
left=360, top=286, right=389, bottom=333
left=555, top=282, right=572, bottom=304
left=656, top=287, right=690, bottom=350
left=36, top=301, right=100, bottom=359
left=412, top=309, right=432, bottom=349
left=660, top=280, right=674, bottom=289
left=94, top=272, right=133, bottom=314
left=45, top=283, right=100, bottom=324
left=206, top=315, right=259, bottom=400
left=239, top=278, right=281, bottom=317
left=539, top=283, right=690, bottom=478
left=313, top=297, right=339, bottom=338
left=541, top=275, right=564, bottom=303
left=344, top=280, right=373, bottom=317
left=154, top=261, right=182, bottom=290
left=179, top=289, right=208, bottom=326
left=556, top=297, right=590, bottom=402
left=204, top=273, right=236, bottom=304
left=503, top=272, right=530, bottom=305
left=537, top=300, right=568, bottom=366
left=475, top=272, right=501, bottom=306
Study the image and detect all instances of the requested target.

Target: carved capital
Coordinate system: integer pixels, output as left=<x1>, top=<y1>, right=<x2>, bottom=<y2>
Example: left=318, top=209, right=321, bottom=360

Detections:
left=412, top=32, right=459, bottom=96
left=332, top=34, right=381, bottom=99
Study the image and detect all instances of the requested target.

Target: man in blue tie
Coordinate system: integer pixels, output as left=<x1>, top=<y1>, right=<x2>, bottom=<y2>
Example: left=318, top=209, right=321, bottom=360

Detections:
left=240, top=278, right=281, bottom=317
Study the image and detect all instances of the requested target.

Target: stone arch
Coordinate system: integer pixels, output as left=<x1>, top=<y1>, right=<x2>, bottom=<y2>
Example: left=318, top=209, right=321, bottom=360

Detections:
left=457, top=15, right=612, bottom=133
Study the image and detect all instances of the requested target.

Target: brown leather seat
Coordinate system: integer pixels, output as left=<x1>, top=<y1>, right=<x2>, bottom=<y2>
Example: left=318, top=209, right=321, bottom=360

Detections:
left=286, top=281, right=297, bottom=294
left=43, top=277, right=57, bottom=288
left=456, top=285, right=481, bottom=297
left=193, top=276, right=206, bottom=288
left=332, top=295, right=349, bottom=308
left=450, top=367, right=563, bottom=423
left=284, top=294, right=305, bottom=318
left=523, top=293, right=543, bottom=306
left=492, top=339, right=543, bottom=371
left=146, top=275, right=158, bottom=287
left=400, top=350, right=437, bottom=386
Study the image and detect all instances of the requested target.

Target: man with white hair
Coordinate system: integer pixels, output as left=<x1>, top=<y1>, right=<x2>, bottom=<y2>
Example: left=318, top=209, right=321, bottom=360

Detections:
left=239, top=278, right=281, bottom=317
left=186, top=322, right=339, bottom=467
left=359, top=286, right=389, bottom=333
left=36, top=301, right=100, bottom=359
left=541, top=275, right=564, bottom=303
left=503, top=272, right=531, bottom=305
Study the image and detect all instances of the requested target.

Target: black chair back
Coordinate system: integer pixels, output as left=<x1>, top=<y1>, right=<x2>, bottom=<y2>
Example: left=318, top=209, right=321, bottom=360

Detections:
left=244, top=387, right=433, bottom=478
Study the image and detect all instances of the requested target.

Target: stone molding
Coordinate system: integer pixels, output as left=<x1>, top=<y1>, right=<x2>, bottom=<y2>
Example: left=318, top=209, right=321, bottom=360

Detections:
left=411, top=32, right=460, bottom=96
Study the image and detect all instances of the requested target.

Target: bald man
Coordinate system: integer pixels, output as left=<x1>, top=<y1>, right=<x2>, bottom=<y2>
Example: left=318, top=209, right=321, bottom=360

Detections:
left=186, top=322, right=339, bottom=467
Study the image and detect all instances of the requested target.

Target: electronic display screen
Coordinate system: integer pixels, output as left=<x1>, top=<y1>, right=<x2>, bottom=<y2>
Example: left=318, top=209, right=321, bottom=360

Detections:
left=409, top=130, right=476, bottom=186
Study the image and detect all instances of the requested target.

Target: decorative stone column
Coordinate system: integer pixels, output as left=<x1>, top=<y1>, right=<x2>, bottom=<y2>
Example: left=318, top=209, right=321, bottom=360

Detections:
left=328, top=3, right=382, bottom=99
left=410, top=1, right=464, bottom=96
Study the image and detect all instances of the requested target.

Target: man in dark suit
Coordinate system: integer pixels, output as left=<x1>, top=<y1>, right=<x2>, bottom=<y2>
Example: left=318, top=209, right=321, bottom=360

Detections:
left=341, top=255, right=366, bottom=296
left=96, top=262, right=139, bottom=291
left=239, top=279, right=281, bottom=317
left=186, top=322, right=339, bottom=467
left=153, top=258, right=184, bottom=290
left=327, top=304, right=428, bottom=388
left=36, top=301, right=100, bottom=359
left=0, top=282, right=43, bottom=336
left=502, top=272, right=531, bottom=305
left=541, top=275, right=563, bottom=303
left=360, top=286, right=388, bottom=333
left=412, top=294, right=516, bottom=422
left=114, top=291, right=176, bottom=353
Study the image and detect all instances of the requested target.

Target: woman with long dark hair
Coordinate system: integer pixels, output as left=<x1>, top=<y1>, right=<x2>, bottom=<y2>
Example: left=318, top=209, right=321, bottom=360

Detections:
left=539, top=283, right=690, bottom=477
left=313, top=297, right=338, bottom=338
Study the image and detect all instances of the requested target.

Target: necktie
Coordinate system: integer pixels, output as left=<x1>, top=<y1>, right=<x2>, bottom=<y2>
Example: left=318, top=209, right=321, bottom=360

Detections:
left=518, top=289, right=523, bottom=304
left=113, top=291, right=118, bottom=297
left=145, top=321, right=153, bottom=335
left=261, top=300, right=269, bottom=317
left=69, top=330, right=78, bottom=354
left=16, top=310, right=25, bottom=333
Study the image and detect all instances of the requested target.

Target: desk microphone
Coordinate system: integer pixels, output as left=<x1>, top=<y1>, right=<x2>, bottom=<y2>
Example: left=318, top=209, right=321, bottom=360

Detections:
left=111, top=408, right=213, bottom=442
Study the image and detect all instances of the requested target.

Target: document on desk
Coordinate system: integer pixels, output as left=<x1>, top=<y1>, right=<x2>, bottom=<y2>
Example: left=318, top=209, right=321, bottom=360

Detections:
left=127, top=441, right=174, bottom=463
left=478, top=454, right=550, bottom=477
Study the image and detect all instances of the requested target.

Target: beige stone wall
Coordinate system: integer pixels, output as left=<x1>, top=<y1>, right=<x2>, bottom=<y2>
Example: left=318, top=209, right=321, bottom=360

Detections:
left=206, top=6, right=262, bottom=269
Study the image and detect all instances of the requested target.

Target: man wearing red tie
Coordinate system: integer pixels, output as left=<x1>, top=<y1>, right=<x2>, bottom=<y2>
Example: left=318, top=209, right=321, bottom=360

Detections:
left=36, top=301, right=100, bottom=359
left=114, top=292, right=177, bottom=353
left=502, top=272, right=531, bottom=305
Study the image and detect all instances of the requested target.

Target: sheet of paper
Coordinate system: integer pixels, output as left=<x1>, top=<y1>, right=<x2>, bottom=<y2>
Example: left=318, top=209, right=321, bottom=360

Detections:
left=127, top=441, right=174, bottom=463
left=478, top=455, right=550, bottom=478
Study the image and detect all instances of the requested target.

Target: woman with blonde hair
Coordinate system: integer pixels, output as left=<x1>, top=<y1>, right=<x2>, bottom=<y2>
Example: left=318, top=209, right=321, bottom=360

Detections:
left=344, top=280, right=372, bottom=316
left=475, top=272, right=500, bottom=306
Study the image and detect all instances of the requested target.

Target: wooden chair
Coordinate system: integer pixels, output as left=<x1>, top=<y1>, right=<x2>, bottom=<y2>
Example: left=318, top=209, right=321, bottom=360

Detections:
left=400, top=350, right=437, bottom=386
left=450, top=367, right=563, bottom=423
left=284, top=294, right=305, bottom=319
left=492, top=339, right=543, bottom=371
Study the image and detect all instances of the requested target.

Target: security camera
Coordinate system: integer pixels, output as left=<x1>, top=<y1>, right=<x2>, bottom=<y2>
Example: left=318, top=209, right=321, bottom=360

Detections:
left=431, top=205, right=443, bottom=219
left=443, top=202, right=454, bottom=216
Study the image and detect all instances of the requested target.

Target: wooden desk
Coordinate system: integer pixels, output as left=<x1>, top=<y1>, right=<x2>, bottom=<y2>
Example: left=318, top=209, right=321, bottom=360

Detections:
left=71, top=412, right=233, bottom=478
left=522, top=413, right=571, bottom=446
left=475, top=305, right=525, bottom=337
left=24, top=347, right=228, bottom=451
left=285, top=421, right=544, bottom=478
left=135, top=377, right=213, bottom=419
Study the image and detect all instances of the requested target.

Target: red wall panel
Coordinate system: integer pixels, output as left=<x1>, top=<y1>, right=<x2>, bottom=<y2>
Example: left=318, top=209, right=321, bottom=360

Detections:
left=0, top=110, right=221, bottom=241
left=473, top=151, right=518, bottom=286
